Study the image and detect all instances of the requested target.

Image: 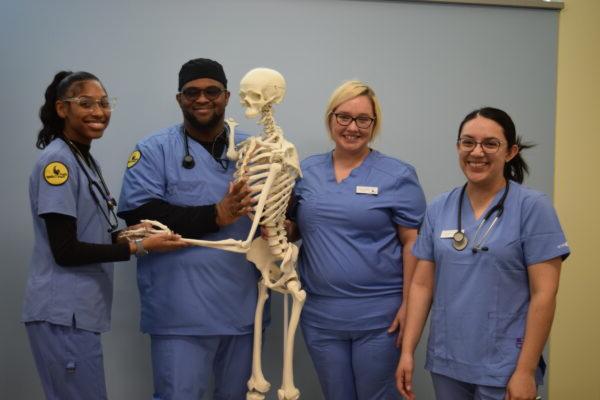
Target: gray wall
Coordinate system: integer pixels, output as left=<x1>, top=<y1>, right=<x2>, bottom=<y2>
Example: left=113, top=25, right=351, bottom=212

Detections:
left=0, top=0, right=558, bottom=398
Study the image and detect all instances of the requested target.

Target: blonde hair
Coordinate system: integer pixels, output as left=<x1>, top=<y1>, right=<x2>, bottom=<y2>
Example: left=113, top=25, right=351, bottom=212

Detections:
left=324, top=80, right=382, bottom=140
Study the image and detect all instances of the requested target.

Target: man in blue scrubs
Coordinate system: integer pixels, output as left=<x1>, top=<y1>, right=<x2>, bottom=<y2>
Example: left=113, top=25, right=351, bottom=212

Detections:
left=118, top=58, right=259, bottom=400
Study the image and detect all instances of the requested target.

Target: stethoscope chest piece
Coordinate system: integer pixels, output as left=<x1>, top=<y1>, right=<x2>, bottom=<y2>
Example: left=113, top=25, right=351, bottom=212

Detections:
left=453, top=180, right=510, bottom=253
left=452, top=231, right=468, bottom=251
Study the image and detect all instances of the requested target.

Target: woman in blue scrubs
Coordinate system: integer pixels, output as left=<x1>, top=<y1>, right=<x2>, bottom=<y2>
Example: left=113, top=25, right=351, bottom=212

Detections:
left=291, top=80, right=426, bottom=400
left=396, top=107, right=570, bottom=400
left=22, top=71, right=187, bottom=400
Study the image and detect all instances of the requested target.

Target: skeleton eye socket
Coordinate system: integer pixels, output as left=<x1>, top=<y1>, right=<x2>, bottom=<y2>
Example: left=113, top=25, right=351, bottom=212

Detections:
left=247, top=91, right=262, bottom=101
left=240, top=89, right=262, bottom=101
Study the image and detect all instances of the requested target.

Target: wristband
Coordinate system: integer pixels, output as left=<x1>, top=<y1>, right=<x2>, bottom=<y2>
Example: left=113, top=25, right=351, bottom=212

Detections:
left=135, top=238, right=149, bottom=257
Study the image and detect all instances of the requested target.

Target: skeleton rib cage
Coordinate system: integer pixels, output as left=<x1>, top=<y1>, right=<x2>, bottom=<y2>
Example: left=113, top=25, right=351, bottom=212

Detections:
left=236, top=128, right=297, bottom=258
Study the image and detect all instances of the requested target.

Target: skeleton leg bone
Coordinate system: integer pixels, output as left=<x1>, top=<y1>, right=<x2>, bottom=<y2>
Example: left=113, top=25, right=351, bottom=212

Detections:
left=246, top=279, right=271, bottom=400
left=277, top=279, right=305, bottom=400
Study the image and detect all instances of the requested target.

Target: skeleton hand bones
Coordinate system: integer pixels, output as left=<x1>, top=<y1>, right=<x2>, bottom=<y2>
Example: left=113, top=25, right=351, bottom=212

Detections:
left=116, top=220, right=189, bottom=253
left=117, top=220, right=173, bottom=240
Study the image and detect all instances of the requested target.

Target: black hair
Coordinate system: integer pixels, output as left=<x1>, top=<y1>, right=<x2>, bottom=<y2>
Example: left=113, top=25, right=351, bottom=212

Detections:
left=458, top=107, right=534, bottom=184
left=36, top=71, right=101, bottom=149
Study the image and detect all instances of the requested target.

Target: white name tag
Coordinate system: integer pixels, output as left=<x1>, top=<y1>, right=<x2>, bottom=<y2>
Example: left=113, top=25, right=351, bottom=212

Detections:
left=440, top=229, right=461, bottom=239
left=356, top=186, right=378, bottom=195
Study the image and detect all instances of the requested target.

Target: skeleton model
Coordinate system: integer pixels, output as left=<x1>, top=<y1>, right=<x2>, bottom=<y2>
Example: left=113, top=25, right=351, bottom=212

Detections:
left=124, top=68, right=305, bottom=400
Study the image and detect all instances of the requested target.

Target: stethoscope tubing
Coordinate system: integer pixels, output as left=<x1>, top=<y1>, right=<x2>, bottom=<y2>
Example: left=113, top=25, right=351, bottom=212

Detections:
left=453, top=180, right=510, bottom=252
left=61, top=137, right=119, bottom=232
left=181, top=124, right=230, bottom=171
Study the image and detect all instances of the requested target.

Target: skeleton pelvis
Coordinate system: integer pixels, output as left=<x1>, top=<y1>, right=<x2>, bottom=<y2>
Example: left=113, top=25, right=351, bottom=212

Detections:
left=247, top=237, right=281, bottom=278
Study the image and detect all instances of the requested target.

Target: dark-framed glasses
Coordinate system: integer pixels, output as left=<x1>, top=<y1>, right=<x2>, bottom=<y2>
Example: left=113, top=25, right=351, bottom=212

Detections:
left=62, top=96, right=116, bottom=111
left=333, top=113, right=375, bottom=129
left=457, top=137, right=503, bottom=154
left=180, top=86, right=226, bottom=102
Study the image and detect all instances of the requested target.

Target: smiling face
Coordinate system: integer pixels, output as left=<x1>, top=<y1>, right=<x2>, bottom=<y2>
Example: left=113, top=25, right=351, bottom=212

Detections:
left=177, top=78, right=230, bottom=134
left=458, top=115, right=518, bottom=188
left=55, top=80, right=111, bottom=145
left=329, top=95, right=374, bottom=156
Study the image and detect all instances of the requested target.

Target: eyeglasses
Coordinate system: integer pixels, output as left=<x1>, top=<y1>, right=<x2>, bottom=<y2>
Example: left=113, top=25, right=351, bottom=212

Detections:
left=180, top=86, right=226, bottom=102
left=457, top=137, right=503, bottom=154
left=332, top=113, right=375, bottom=129
left=62, top=97, right=116, bottom=111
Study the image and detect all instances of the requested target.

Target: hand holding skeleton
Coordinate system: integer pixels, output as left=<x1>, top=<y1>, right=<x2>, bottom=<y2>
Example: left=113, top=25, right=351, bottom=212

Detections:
left=215, top=179, right=253, bottom=226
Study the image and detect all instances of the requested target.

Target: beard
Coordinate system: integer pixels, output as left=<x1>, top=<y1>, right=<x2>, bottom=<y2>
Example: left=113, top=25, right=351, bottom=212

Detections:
left=182, top=107, right=223, bottom=133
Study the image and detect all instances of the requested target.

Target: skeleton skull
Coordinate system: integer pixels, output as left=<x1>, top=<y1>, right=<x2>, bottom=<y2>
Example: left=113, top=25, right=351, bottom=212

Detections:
left=239, top=68, right=286, bottom=118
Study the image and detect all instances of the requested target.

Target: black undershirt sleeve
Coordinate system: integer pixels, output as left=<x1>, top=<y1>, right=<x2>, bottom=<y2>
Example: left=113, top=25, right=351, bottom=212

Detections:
left=117, top=199, right=219, bottom=239
left=42, top=213, right=130, bottom=267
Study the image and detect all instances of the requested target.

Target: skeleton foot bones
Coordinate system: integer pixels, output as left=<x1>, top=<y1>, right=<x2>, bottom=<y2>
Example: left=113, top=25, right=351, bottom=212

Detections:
left=123, top=68, right=306, bottom=400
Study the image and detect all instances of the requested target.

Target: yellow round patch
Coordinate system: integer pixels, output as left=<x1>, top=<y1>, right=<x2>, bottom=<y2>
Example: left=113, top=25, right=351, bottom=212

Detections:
left=43, top=162, right=69, bottom=186
left=127, top=150, right=141, bottom=168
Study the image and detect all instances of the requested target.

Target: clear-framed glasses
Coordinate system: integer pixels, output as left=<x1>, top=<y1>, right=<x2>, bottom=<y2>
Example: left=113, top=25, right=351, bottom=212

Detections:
left=333, top=113, right=375, bottom=129
left=457, top=137, right=503, bottom=154
left=180, top=86, right=226, bottom=102
left=62, top=96, right=116, bottom=111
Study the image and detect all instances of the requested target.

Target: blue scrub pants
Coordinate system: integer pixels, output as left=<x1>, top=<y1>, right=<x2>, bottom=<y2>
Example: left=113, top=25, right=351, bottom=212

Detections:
left=301, top=324, right=401, bottom=400
left=150, top=333, right=253, bottom=400
left=25, top=321, right=107, bottom=400
left=431, top=373, right=507, bottom=400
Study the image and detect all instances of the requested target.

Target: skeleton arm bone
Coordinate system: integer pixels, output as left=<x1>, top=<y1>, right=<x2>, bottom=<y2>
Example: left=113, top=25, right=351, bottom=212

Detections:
left=174, top=162, right=285, bottom=254
left=225, top=118, right=240, bottom=161
left=240, top=163, right=283, bottom=248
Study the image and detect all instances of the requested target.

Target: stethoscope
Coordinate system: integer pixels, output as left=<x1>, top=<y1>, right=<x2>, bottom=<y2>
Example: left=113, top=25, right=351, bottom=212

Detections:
left=452, top=180, right=510, bottom=253
left=182, top=125, right=229, bottom=170
left=61, top=137, right=119, bottom=232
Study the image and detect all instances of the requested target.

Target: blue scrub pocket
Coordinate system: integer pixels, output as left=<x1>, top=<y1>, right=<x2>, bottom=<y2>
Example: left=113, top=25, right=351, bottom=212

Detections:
left=50, top=356, right=107, bottom=400
left=490, top=311, right=526, bottom=368
left=74, top=271, right=111, bottom=327
left=446, top=311, right=492, bottom=366
left=427, top=305, right=447, bottom=359
left=48, top=349, right=107, bottom=399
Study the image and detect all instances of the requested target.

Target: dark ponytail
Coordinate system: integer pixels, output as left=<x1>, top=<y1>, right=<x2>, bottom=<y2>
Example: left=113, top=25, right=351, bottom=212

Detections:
left=458, top=107, right=534, bottom=184
left=36, top=71, right=101, bottom=149
left=507, top=136, right=534, bottom=184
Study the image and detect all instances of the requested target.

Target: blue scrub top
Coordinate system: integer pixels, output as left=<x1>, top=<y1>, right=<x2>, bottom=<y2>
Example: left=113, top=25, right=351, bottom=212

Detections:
left=294, top=151, right=426, bottom=331
left=413, top=181, right=570, bottom=387
left=22, top=139, right=114, bottom=333
left=118, top=124, right=260, bottom=336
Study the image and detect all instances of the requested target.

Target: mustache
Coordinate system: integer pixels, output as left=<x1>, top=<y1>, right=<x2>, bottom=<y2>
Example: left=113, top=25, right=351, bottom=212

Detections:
left=182, top=109, right=223, bottom=131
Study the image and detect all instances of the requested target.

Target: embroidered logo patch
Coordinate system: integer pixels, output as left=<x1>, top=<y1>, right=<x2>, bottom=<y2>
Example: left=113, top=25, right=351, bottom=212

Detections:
left=43, top=162, right=69, bottom=186
left=127, top=150, right=141, bottom=168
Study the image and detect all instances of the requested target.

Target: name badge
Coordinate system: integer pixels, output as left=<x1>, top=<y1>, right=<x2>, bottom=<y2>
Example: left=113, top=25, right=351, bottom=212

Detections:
left=356, top=186, right=378, bottom=195
left=440, top=229, right=462, bottom=239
